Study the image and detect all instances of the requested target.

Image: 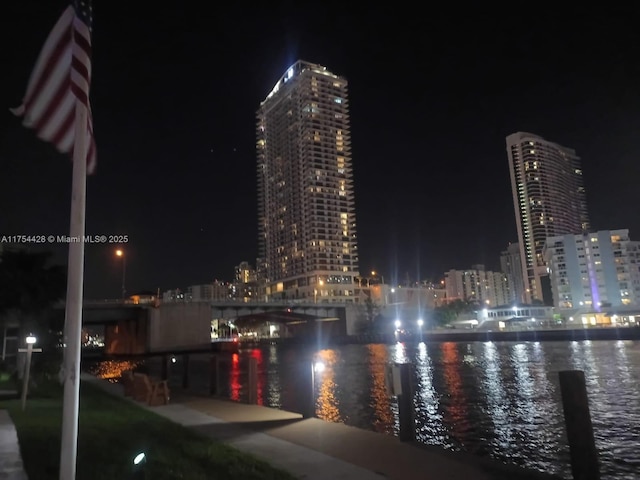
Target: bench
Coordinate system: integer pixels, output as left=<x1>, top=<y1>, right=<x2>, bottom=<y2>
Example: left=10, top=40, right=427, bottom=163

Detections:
left=131, top=373, right=170, bottom=406
left=121, top=370, right=135, bottom=397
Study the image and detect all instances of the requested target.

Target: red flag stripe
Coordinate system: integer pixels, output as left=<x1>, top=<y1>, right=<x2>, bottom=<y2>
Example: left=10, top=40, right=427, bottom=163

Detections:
left=51, top=108, right=76, bottom=152
left=32, top=76, right=71, bottom=134
left=11, top=3, right=97, bottom=174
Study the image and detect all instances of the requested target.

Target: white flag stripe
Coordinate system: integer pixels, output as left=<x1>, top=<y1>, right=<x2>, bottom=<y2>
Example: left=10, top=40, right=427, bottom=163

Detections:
left=39, top=92, right=75, bottom=141
left=11, top=2, right=97, bottom=174
left=58, top=115, right=76, bottom=153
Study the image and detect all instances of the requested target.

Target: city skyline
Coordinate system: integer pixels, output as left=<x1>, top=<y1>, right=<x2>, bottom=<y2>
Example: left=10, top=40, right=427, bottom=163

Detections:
left=2, top=3, right=640, bottom=298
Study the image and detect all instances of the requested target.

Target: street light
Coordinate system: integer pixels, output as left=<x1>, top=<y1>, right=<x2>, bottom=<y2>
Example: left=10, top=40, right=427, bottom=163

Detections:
left=371, top=271, right=385, bottom=285
left=19, top=334, right=42, bottom=411
left=115, top=249, right=126, bottom=301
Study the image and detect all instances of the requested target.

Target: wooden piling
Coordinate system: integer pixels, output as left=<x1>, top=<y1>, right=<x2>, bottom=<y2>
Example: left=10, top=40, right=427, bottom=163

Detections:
left=397, top=363, right=415, bottom=442
left=559, top=370, right=600, bottom=480
left=300, top=361, right=316, bottom=419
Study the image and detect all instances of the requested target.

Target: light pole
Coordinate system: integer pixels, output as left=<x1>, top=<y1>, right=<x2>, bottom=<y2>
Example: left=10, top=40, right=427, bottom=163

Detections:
left=116, top=249, right=126, bottom=301
left=19, top=334, right=42, bottom=411
left=371, top=270, right=385, bottom=285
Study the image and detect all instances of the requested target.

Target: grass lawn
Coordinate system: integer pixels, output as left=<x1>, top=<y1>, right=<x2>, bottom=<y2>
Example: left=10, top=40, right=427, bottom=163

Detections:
left=0, top=380, right=298, bottom=480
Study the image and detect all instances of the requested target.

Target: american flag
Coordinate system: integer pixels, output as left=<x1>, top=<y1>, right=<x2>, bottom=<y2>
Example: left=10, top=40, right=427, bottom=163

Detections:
left=11, top=0, right=97, bottom=174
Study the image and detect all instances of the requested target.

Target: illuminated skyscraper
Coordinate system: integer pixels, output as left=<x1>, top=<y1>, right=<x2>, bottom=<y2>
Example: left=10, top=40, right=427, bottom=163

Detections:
left=256, top=61, right=360, bottom=302
left=506, top=132, right=590, bottom=304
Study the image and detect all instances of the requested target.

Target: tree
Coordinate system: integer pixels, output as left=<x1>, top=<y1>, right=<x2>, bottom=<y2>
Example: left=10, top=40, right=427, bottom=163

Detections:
left=354, top=296, right=390, bottom=335
left=431, top=299, right=476, bottom=327
left=431, top=305, right=457, bottom=327
left=0, top=249, right=66, bottom=368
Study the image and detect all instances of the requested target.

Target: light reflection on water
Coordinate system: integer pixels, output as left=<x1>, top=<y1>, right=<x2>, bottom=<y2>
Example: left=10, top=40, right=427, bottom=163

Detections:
left=315, top=349, right=341, bottom=422
left=140, top=340, right=640, bottom=480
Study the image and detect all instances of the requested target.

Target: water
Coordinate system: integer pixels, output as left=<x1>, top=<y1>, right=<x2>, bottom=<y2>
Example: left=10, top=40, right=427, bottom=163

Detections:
left=132, top=340, right=640, bottom=479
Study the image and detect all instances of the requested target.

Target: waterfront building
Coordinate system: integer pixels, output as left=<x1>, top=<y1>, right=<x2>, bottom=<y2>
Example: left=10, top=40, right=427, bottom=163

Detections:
left=476, top=304, right=555, bottom=330
left=256, top=60, right=360, bottom=303
left=543, top=229, right=640, bottom=325
left=444, top=265, right=510, bottom=307
left=163, top=281, right=231, bottom=303
left=162, top=288, right=185, bottom=302
left=506, top=132, right=590, bottom=304
left=187, top=284, right=216, bottom=302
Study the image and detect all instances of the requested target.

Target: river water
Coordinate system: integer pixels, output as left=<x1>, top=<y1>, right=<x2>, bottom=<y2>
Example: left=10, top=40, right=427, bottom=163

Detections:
left=108, top=339, right=640, bottom=480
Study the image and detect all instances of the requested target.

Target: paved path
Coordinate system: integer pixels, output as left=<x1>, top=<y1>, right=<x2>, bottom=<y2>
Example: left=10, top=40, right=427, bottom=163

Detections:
left=85, top=374, right=563, bottom=480
left=0, top=409, right=27, bottom=480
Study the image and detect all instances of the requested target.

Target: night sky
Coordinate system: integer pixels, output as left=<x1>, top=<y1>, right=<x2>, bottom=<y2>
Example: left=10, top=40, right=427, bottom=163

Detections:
left=2, top=3, right=640, bottom=299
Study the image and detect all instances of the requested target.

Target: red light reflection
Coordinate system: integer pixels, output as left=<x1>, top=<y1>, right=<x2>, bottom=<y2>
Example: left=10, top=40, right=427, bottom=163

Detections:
left=441, top=342, right=468, bottom=439
left=230, top=353, right=240, bottom=401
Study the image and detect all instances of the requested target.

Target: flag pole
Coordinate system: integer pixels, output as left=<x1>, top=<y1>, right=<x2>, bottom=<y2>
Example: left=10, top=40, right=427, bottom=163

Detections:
left=59, top=100, right=88, bottom=480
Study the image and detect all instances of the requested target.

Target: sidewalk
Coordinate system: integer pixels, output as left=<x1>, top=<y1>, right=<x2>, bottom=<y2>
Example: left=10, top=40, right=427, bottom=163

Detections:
left=0, top=409, right=28, bottom=480
left=84, top=374, right=563, bottom=480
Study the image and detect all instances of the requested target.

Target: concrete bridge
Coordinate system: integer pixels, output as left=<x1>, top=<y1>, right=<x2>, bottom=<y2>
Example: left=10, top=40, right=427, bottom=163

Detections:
left=49, top=300, right=357, bottom=356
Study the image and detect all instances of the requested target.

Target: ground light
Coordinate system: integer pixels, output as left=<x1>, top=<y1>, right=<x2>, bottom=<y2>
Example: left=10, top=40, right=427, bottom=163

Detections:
left=132, top=452, right=146, bottom=479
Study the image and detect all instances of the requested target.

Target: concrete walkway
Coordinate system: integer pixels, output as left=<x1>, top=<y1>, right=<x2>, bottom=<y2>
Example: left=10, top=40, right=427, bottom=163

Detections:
left=0, top=375, right=565, bottom=480
left=84, top=374, right=562, bottom=480
left=0, top=409, right=27, bottom=480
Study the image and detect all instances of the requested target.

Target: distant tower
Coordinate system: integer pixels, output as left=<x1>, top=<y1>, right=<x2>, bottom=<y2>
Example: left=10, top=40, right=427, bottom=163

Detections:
left=256, top=61, right=360, bottom=302
left=500, top=242, right=526, bottom=304
left=506, top=132, right=590, bottom=304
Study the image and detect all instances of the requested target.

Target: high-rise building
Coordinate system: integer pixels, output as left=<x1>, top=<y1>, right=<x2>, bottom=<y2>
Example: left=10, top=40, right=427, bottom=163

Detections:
left=256, top=61, right=360, bottom=302
left=506, top=132, right=590, bottom=304
left=500, top=242, right=526, bottom=304
left=444, top=265, right=510, bottom=307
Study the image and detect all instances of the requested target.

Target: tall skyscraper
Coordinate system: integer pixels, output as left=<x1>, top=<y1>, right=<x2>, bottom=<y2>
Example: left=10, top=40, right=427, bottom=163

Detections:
left=506, top=132, right=590, bottom=304
left=256, top=61, right=360, bottom=302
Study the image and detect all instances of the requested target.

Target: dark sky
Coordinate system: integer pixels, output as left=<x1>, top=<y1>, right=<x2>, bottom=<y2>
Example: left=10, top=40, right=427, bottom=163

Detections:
left=2, top=3, right=640, bottom=299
